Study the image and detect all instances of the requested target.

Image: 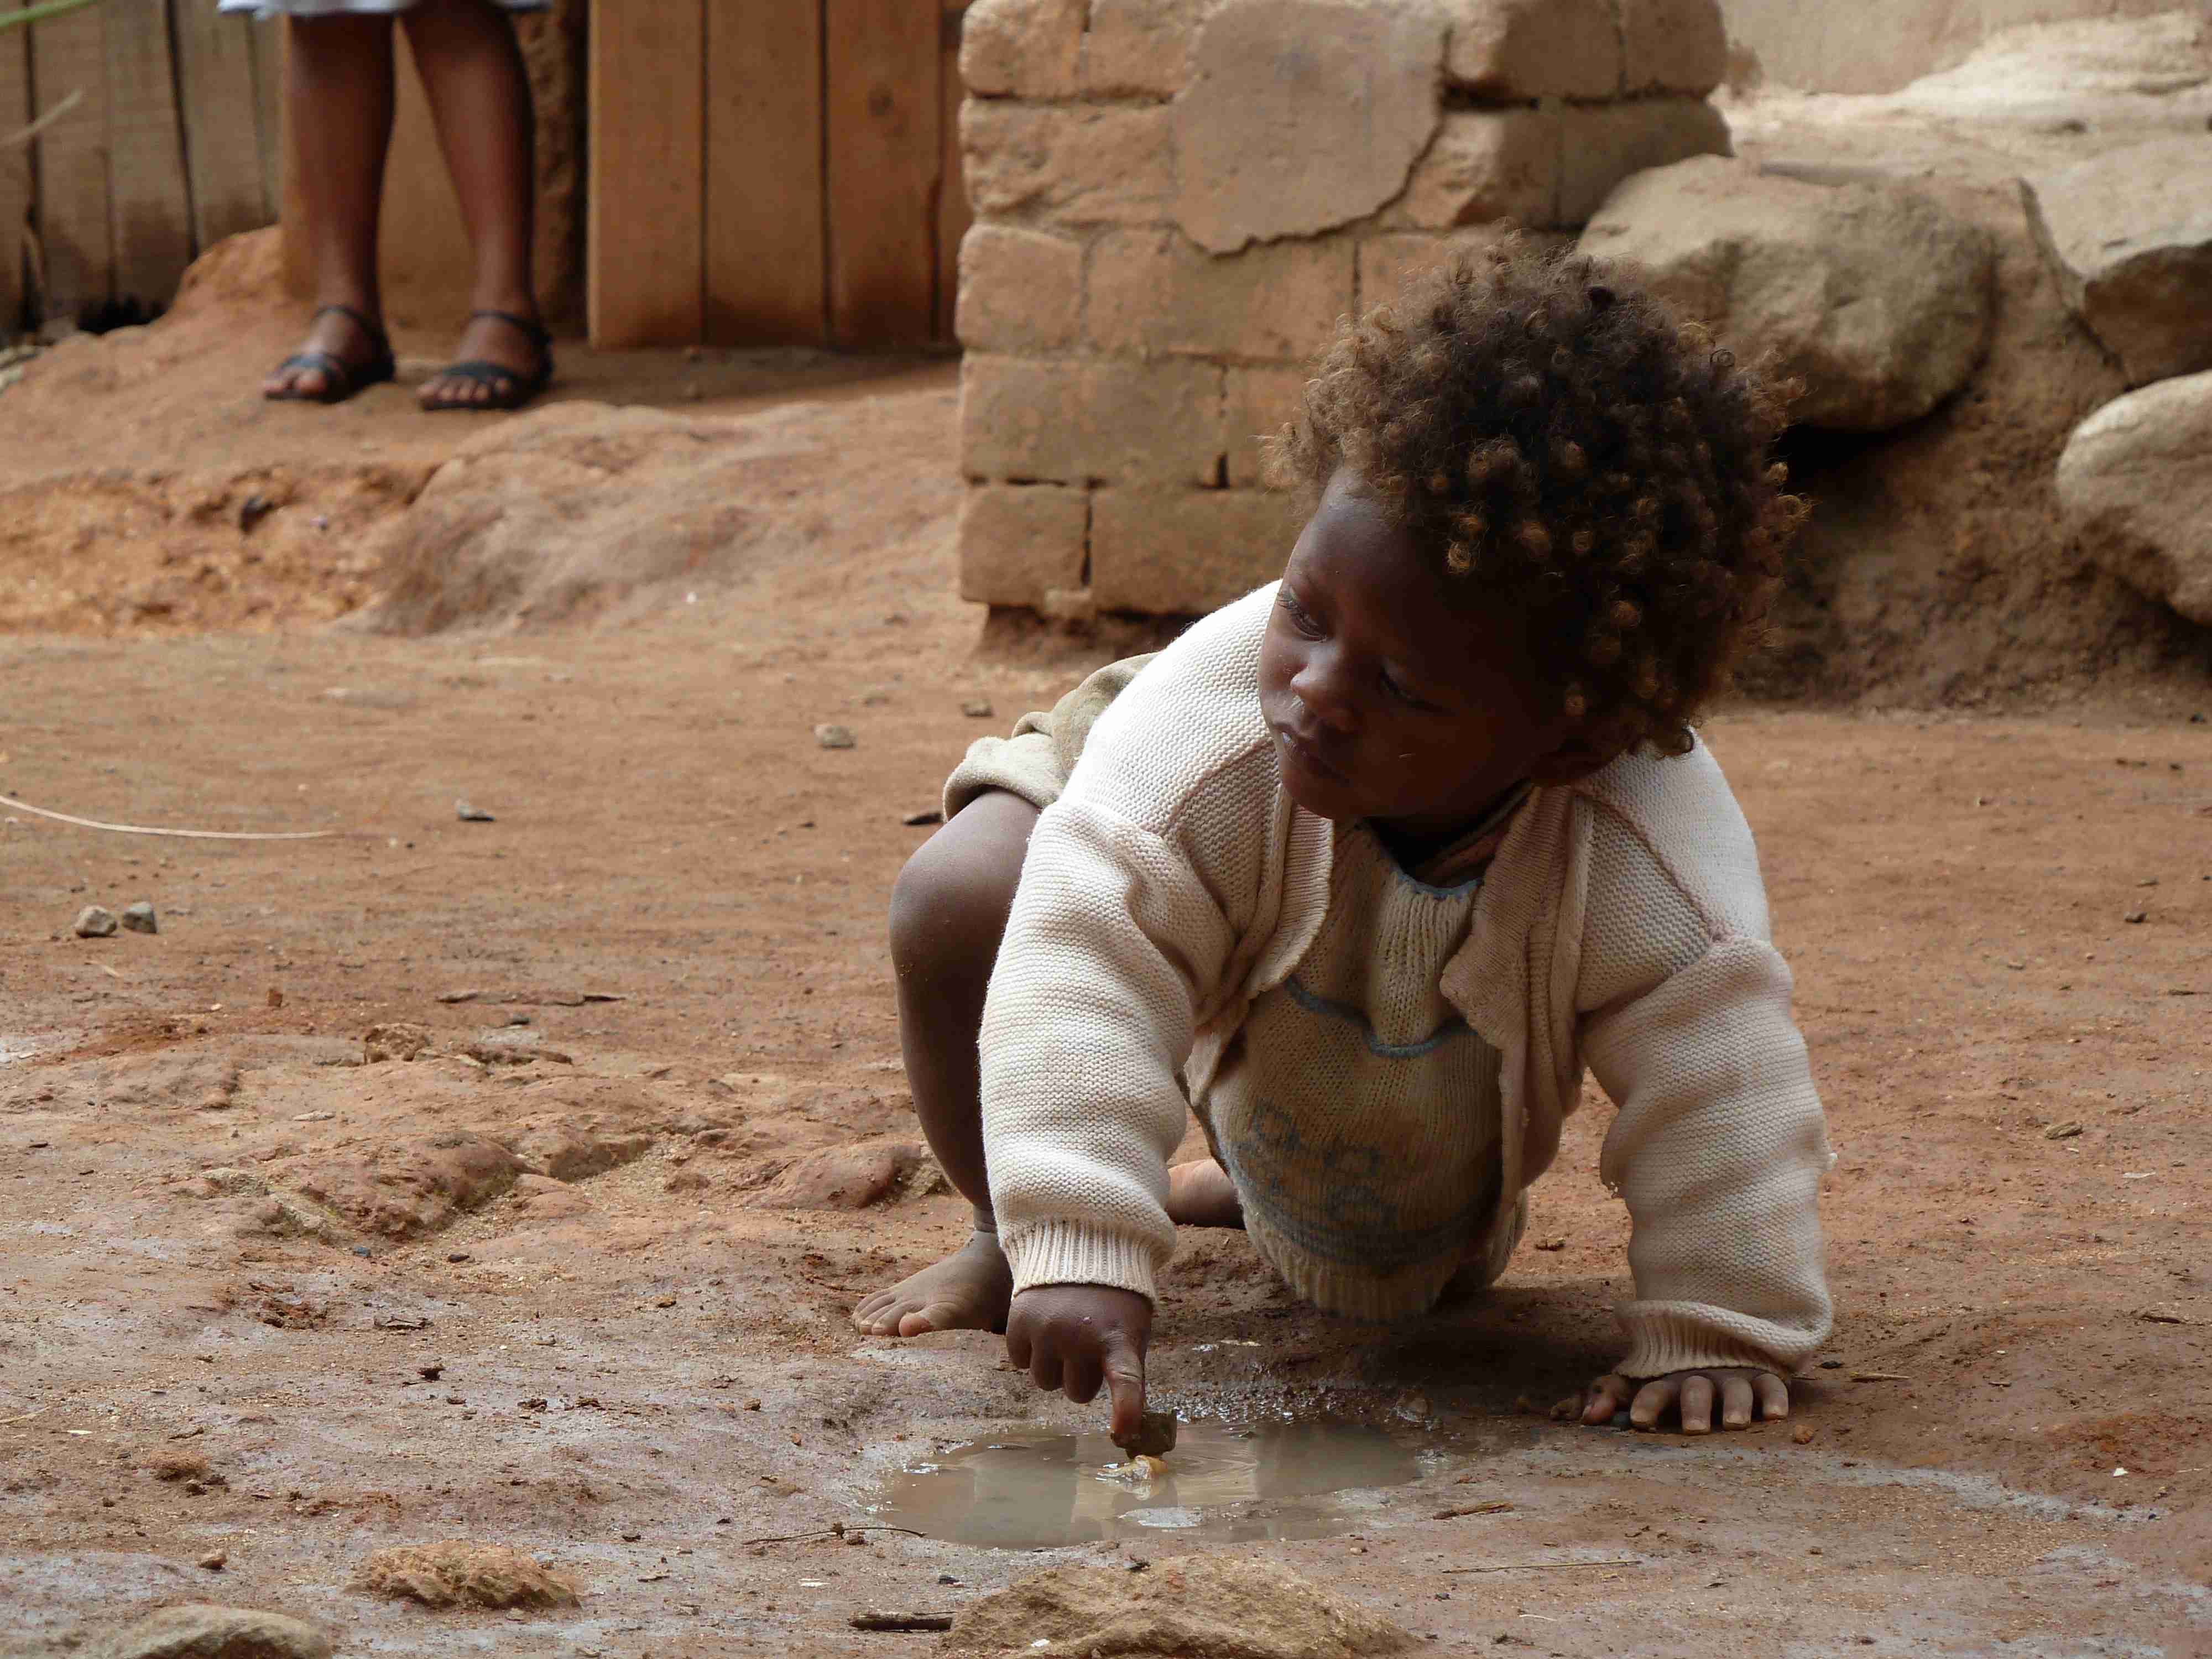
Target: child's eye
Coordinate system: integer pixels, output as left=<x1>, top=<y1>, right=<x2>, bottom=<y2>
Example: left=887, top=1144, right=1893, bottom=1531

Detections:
left=1383, top=672, right=1439, bottom=711
left=1279, top=590, right=1324, bottom=638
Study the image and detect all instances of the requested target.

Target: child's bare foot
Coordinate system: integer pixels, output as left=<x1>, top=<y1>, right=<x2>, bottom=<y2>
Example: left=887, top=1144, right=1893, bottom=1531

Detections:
left=1166, top=1158, right=1244, bottom=1228
left=852, top=1229, right=1013, bottom=1337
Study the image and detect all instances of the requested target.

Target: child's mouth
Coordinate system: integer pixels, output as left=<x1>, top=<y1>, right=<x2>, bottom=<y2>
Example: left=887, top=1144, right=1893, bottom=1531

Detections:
left=1273, top=724, right=1350, bottom=786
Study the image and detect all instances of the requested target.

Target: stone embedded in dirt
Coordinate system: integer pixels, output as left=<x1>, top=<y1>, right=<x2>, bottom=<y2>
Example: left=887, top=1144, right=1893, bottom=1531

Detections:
left=363, top=1022, right=432, bottom=1063
left=740, top=1140, right=926, bottom=1211
left=455, top=799, right=497, bottom=822
left=497, top=1115, right=655, bottom=1182
left=198, top=1550, right=227, bottom=1571
left=1580, top=155, right=1995, bottom=431
left=355, top=1539, right=582, bottom=1610
left=74, top=905, right=118, bottom=938
left=87, top=1601, right=332, bottom=1659
left=121, top=901, right=159, bottom=934
left=902, top=807, right=945, bottom=826
left=942, top=1555, right=1418, bottom=1657
left=96, top=1047, right=242, bottom=1115
left=265, top=1132, right=528, bottom=1239
left=2055, top=371, right=2212, bottom=627
left=2044, top=1121, right=2084, bottom=1141
left=150, top=1451, right=212, bottom=1483
left=962, top=698, right=995, bottom=718
left=2023, top=136, right=2212, bottom=388
left=815, top=723, right=857, bottom=750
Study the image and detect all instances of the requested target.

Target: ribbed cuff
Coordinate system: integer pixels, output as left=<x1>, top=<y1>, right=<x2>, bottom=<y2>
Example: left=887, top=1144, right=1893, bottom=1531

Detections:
left=1616, top=1305, right=1808, bottom=1380
left=1003, top=1219, right=1160, bottom=1304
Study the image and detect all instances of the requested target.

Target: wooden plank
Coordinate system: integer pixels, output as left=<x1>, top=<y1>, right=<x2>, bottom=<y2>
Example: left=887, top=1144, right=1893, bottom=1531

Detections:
left=174, top=2, right=272, bottom=253
left=99, top=0, right=194, bottom=305
left=587, top=1, right=703, bottom=348
left=824, top=0, right=940, bottom=349
left=1, top=2, right=30, bottom=332
left=246, top=12, right=281, bottom=232
left=29, top=0, right=112, bottom=319
left=933, top=0, right=971, bottom=344
left=702, top=0, right=823, bottom=346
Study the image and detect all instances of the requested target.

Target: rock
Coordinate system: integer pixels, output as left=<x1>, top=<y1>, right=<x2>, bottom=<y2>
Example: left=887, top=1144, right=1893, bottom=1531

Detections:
left=1580, top=156, right=1995, bottom=431
left=742, top=1141, right=926, bottom=1211
left=902, top=808, right=945, bottom=827
left=962, top=698, right=994, bottom=718
left=363, top=1022, right=432, bottom=1063
left=2044, top=1121, right=2084, bottom=1141
left=813, top=723, right=857, bottom=750
left=943, top=1556, right=1418, bottom=1658
left=74, top=905, right=118, bottom=938
left=2056, top=370, right=2212, bottom=627
left=355, top=1540, right=582, bottom=1610
left=266, top=1132, right=527, bottom=1238
left=455, top=799, right=496, bottom=822
left=88, top=1601, right=332, bottom=1659
left=497, top=1115, right=655, bottom=1182
left=95, top=1047, right=242, bottom=1115
left=1113, top=1408, right=1180, bottom=1459
left=121, top=901, right=159, bottom=935
left=1173, top=0, right=1444, bottom=254
left=2023, top=136, right=2212, bottom=387
left=198, top=1551, right=227, bottom=1571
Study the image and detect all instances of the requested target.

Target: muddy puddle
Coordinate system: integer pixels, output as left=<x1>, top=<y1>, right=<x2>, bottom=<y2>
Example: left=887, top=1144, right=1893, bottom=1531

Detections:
left=870, top=1417, right=1431, bottom=1550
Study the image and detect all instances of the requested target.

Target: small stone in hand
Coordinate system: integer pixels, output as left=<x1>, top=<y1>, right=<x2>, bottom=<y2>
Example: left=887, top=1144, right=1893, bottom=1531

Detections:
left=1113, top=1409, right=1178, bottom=1460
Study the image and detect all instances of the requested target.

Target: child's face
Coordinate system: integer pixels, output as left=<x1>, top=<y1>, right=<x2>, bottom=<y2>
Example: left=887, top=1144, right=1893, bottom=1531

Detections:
left=1257, top=469, right=1578, bottom=839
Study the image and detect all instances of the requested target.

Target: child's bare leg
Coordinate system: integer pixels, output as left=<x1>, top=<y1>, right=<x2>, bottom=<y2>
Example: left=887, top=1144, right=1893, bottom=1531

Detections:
left=401, top=0, right=543, bottom=406
left=853, top=791, right=1039, bottom=1338
left=265, top=15, right=395, bottom=399
left=1166, top=1159, right=1243, bottom=1228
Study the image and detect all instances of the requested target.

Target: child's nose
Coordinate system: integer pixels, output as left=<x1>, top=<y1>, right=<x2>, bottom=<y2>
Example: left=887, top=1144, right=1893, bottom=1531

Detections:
left=1292, top=653, right=1358, bottom=733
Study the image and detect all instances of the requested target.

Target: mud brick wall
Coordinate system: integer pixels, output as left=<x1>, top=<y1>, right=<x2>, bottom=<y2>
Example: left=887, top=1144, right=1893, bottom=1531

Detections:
left=953, top=0, right=1731, bottom=619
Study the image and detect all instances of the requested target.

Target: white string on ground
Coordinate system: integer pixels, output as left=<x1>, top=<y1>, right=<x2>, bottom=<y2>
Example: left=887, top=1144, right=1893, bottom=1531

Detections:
left=0, top=791, right=341, bottom=841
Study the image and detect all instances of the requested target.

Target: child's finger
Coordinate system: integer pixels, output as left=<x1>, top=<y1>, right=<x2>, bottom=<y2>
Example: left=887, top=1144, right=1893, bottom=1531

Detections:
left=1754, top=1372, right=1791, bottom=1419
left=1061, top=1349, right=1105, bottom=1406
left=1578, top=1375, right=1628, bottom=1424
left=1102, top=1334, right=1147, bottom=1442
left=1719, top=1374, right=1755, bottom=1428
left=1029, top=1348, right=1065, bottom=1394
left=1630, top=1375, right=1681, bottom=1430
left=1677, top=1374, right=1716, bottom=1433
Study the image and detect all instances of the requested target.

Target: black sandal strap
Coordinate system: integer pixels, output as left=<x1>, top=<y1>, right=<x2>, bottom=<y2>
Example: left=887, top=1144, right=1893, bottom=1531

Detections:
left=269, top=349, right=358, bottom=402
left=468, top=308, right=550, bottom=347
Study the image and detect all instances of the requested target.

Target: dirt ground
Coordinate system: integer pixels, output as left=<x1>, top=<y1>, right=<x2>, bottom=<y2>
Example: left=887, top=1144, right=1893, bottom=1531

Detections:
left=3, top=229, right=2211, bottom=1653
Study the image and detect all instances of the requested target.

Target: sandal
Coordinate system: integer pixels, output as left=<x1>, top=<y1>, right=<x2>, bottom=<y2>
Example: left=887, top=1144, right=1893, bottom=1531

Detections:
left=264, top=304, right=395, bottom=405
left=421, top=309, right=554, bottom=413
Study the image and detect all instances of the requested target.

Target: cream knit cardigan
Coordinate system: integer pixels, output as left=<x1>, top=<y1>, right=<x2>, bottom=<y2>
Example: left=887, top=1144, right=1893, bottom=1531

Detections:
left=978, top=586, right=1834, bottom=1380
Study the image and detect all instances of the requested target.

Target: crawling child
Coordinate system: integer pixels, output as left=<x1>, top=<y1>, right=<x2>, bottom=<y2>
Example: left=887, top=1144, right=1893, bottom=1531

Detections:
left=854, top=244, right=1832, bottom=1439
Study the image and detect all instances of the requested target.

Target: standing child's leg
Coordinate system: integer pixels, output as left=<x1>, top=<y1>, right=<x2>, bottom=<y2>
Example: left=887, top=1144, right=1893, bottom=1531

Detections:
left=853, top=790, right=1040, bottom=1338
left=400, top=0, right=549, bottom=409
left=264, top=14, right=397, bottom=401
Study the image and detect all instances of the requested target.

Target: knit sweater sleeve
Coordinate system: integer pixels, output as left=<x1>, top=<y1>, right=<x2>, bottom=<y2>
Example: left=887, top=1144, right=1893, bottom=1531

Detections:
left=979, top=587, right=1285, bottom=1305
left=1573, top=769, right=1834, bottom=1380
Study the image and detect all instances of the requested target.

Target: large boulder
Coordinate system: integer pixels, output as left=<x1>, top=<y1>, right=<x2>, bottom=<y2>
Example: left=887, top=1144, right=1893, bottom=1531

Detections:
left=1579, top=155, right=1996, bottom=432
left=88, top=1603, right=331, bottom=1659
left=2022, top=136, right=2212, bottom=389
left=2056, top=371, right=2212, bottom=627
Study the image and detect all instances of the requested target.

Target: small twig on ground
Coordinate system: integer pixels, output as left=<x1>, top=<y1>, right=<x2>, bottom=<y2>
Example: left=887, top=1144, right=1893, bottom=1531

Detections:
left=736, top=1525, right=926, bottom=1547
left=0, top=791, right=340, bottom=841
left=1851, top=1373, right=1910, bottom=1383
left=849, top=1611, right=954, bottom=1632
left=1433, top=1501, right=1515, bottom=1519
left=1442, top=1558, right=1642, bottom=1575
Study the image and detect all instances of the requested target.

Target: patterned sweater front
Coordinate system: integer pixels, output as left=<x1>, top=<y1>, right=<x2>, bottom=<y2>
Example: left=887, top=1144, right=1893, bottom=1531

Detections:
left=975, top=585, right=1835, bottom=1379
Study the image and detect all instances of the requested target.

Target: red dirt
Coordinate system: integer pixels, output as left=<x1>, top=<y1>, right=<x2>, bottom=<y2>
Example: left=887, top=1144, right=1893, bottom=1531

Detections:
left=0, top=234, right=2208, bottom=1656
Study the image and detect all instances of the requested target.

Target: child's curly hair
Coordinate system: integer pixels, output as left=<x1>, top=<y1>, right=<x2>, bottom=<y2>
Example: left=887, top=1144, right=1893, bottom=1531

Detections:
left=1270, top=241, right=1807, bottom=760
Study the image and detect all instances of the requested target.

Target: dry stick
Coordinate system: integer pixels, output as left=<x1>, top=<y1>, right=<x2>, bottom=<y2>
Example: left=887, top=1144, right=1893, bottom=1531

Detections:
left=0, top=791, right=340, bottom=841
left=1442, top=1558, right=1642, bottom=1575
left=736, top=1525, right=926, bottom=1547
left=849, top=1612, right=954, bottom=1633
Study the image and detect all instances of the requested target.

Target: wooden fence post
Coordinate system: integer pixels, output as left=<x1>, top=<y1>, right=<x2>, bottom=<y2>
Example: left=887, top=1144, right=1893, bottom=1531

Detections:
left=823, top=0, right=941, bottom=348
left=588, top=1, right=705, bottom=348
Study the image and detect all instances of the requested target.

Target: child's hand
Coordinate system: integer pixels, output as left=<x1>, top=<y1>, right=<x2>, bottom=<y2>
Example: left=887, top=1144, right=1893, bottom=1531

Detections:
left=1004, top=1285, right=1153, bottom=1440
left=1553, top=1367, right=1790, bottom=1434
